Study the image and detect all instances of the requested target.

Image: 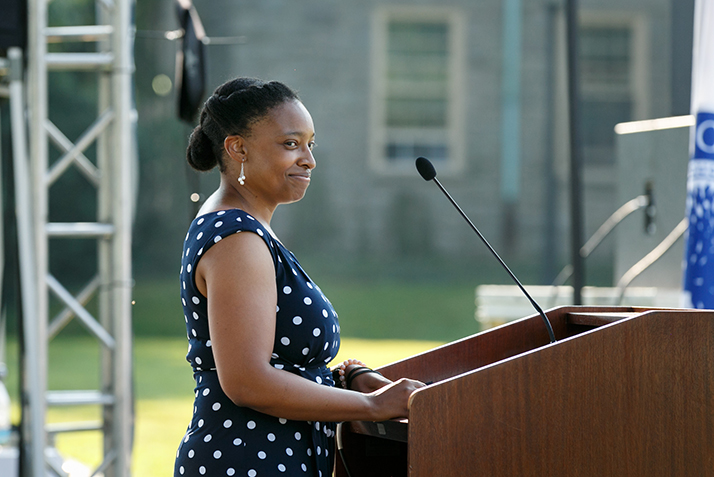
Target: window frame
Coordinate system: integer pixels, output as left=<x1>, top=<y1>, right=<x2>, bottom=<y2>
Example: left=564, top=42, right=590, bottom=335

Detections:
left=553, top=11, right=650, bottom=184
left=369, top=6, right=467, bottom=176
left=578, top=14, right=650, bottom=166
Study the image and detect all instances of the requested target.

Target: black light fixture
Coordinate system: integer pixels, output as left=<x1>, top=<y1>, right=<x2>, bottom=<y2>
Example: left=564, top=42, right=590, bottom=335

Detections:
left=175, top=0, right=207, bottom=123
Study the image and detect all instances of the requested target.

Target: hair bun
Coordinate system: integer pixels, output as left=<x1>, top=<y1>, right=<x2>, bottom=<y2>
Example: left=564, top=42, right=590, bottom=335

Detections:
left=186, top=125, right=219, bottom=172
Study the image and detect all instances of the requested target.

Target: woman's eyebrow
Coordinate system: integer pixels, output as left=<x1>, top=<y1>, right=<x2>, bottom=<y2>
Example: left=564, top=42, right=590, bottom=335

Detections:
left=281, top=130, right=315, bottom=138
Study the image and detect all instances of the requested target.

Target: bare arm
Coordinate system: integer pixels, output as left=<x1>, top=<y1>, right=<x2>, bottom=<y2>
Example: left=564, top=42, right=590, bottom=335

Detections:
left=196, top=231, right=423, bottom=422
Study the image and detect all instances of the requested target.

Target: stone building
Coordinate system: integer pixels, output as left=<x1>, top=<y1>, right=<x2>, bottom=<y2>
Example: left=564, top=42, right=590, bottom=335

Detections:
left=137, top=0, right=694, bottom=283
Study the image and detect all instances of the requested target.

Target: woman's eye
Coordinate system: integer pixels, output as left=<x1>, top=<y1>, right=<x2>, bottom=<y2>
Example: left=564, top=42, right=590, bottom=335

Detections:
left=285, top=140, right=297, bottom=147
left=308, top=142, right=317, bottom=151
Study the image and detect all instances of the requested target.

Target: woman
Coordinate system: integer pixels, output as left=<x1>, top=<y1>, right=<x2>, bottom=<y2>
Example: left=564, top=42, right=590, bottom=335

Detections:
left=174, top=77, right=424, bottom=477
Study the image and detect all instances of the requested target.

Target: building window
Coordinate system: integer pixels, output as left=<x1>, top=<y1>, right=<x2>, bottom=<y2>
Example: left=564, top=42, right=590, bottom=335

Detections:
left=579, top=25, right=635, bottom=165
left=371, top=8, right=465, bottom=174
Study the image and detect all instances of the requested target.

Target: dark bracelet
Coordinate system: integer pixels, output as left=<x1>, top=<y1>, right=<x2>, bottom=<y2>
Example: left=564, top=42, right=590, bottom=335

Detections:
left=345, top=366, right=382, bottom=390
left=331, top=367, right=342, bottom=386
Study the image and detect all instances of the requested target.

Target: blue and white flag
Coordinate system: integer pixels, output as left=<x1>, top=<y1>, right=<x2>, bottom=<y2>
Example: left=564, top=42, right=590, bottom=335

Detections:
left=683, top=0, right=714, bottom=308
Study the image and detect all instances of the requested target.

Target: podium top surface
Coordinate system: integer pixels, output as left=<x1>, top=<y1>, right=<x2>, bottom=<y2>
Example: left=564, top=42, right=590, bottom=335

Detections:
left=566, top=311, right=637, bottom=326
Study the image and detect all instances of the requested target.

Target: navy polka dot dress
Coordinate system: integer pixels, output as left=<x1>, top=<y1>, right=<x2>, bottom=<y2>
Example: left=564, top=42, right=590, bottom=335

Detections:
left=174, top=209, right=341, bottom=477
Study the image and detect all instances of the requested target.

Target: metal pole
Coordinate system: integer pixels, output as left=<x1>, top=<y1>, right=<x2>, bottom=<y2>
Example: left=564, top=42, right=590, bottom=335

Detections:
left=565, top=0, right=585, bottom=304
left=112, top=1, right=136, bottom=474
left=9, top=46, right=45, bottom=477
left=96, top=2, right=116, bottom=472
left=542, top=2, right=559, bottom=284
left=501, top=0, right=523, bottom=252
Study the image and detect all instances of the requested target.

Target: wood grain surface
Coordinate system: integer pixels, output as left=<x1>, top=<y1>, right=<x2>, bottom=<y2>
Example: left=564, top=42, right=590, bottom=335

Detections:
left=337, top=307, right=714, bottom=477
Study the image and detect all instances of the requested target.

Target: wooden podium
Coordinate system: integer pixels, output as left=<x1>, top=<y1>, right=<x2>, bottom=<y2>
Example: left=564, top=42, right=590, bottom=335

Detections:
left=336, top=306, right=714, bottom=477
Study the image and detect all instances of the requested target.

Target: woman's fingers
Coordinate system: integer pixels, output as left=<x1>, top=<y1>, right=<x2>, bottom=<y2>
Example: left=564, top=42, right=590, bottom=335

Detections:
left=368, top=377, right=427, bottom=420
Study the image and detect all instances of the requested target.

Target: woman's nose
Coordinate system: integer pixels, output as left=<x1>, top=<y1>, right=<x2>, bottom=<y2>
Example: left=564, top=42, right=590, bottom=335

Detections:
left=300, top=146, right=316, bottom=169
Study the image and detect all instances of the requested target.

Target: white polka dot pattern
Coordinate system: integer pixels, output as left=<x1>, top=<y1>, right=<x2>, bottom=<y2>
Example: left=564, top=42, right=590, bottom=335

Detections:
left=176, top=209, right=339, bottom=476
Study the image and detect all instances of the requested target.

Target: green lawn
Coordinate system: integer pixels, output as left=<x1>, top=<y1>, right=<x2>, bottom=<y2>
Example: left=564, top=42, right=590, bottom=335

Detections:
left=130, top=276, right=481, bottom=342
left=3, top=276, right=480, bottom=475
left=4, top=336, right=443, bottom=475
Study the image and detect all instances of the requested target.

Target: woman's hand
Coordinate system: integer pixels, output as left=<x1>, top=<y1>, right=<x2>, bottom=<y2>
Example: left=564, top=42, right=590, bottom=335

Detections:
left=339, top=362, right=426, bottom=420
left=366, top=378, right=427, bottom=421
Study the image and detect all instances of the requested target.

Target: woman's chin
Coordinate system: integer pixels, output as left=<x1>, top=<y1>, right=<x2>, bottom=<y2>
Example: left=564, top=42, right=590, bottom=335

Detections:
left=283, top=188, right=309, bottom=205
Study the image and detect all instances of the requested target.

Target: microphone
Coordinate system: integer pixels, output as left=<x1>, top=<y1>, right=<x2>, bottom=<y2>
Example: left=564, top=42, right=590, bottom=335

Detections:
left=415, top=157, right=557, bottom=343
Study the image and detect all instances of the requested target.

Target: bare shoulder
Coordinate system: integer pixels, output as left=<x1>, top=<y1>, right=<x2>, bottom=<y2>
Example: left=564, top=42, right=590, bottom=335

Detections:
left=195, top=230, right=274, bottom=296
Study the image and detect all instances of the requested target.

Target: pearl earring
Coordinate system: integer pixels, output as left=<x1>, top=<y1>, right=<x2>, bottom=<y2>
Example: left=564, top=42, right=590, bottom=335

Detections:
left=238, top=162, right=245, bottom=186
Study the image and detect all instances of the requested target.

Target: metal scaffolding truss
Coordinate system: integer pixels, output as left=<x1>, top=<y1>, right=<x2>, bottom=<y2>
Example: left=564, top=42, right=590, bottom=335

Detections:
left=7, top=0, right=137, bottom=475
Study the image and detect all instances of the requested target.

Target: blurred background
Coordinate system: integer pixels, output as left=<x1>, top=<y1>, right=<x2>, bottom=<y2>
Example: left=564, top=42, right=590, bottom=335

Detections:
left=0, top=0, right=697, bottom=474
left=130, top=0, right=694, bottom=331
left=131, top=0, right=694, bottom=295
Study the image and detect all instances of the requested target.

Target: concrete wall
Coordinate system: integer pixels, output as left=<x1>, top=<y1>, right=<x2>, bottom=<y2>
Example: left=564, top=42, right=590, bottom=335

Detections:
left=182, top=0, right=684, bottom=282
left=614, top=123, right=689, bottom=288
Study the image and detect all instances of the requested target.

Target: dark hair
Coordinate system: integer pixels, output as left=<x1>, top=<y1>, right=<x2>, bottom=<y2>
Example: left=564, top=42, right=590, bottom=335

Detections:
left=186, top=77, right=300, bottom=172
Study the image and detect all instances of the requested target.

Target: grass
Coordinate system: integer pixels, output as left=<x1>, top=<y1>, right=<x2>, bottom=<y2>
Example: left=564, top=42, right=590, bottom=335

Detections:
left=4, top=336, right=442, bottom=476
left=129, top=276, right=481, bottom=343
left=319, top=281, right=481, bottom=342
left=3, top=276, right=477, bottom=475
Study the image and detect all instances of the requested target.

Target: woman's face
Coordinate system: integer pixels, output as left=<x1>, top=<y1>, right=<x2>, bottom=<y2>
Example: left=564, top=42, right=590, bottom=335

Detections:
left=239, top=100, right=316, bottom=206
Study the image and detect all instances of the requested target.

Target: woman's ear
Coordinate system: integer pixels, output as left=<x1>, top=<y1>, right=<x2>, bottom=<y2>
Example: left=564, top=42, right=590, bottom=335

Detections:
left=224, top=135, right=246, bottom=163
